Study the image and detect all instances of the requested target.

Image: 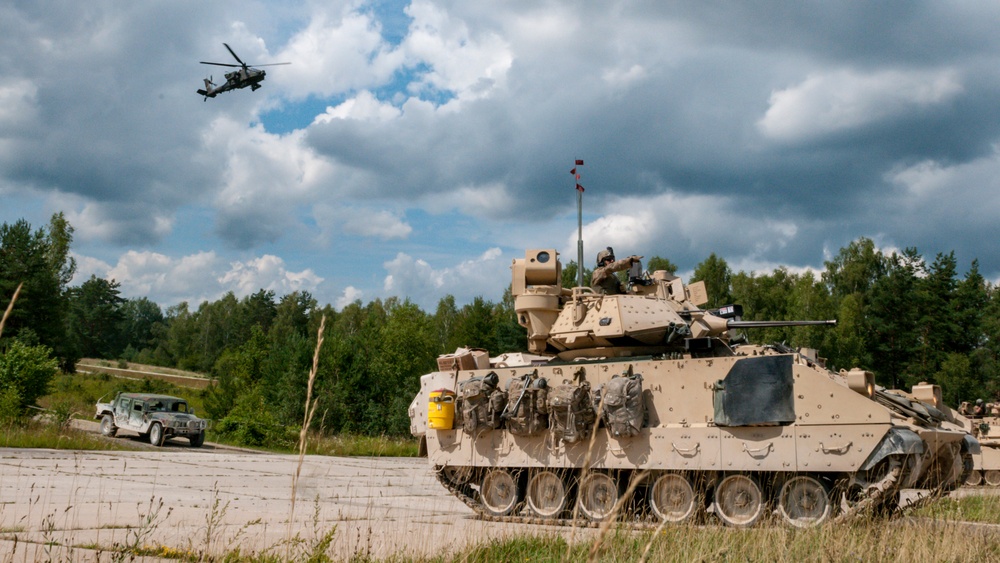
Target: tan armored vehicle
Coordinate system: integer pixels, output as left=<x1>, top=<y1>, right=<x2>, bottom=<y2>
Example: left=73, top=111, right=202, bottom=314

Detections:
left=409, top=250, right=978, bottom=527
left=952, top=400, right=1000, bottom=486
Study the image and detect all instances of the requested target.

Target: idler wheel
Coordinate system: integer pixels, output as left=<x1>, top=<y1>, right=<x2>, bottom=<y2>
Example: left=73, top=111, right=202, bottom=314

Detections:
left=648, top=473, right=697, bottom=523
left=480, top=469, right=521, bottom=516
left=577, top=471, right=621, bottom=521
left=713, top=474, right=764, bottom=527
left=777, top=476, right=831, bottom=528
left=984, top=470, right=1000, bottom=487
left=966, top=470, right=983, bottom=487
left=526, top=470, right=570, bottom=518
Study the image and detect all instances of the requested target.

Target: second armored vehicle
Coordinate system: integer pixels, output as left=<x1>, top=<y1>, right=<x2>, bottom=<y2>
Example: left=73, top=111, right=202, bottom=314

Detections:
left=410, top=249, right=976, bottom=527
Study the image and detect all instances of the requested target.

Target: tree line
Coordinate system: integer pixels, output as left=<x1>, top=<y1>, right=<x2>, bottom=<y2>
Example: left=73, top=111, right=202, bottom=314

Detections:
left=3, top=215, right=1000, bottom=440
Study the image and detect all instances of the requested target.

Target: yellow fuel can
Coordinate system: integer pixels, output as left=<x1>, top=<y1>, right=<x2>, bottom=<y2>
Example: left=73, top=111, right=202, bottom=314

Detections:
left=427, top=389, right=456, bottom=430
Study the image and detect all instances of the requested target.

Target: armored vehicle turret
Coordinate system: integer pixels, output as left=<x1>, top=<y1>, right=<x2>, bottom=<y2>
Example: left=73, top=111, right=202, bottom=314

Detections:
left=409, top=250, right=977, bottom=527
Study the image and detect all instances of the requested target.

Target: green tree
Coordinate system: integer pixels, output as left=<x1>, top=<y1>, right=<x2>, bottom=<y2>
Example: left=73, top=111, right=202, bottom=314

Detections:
left=560, top=260, right=593, bottom=289
left=118, top=297, right=165, bottom=359
left=690, top=253, right=731, bottom=307
left=823, top=237, right=886, bottom=299
left=65, top=276, right=126, bottom=359
left=647, top=256, right=678, bottom=275
left=0, top=217, right=72, bottom=366
left=866, top=249, right=922, bottom=388
left=433, top=295, right=459, bottom=353
left=911, top=252, right=960, bottom=383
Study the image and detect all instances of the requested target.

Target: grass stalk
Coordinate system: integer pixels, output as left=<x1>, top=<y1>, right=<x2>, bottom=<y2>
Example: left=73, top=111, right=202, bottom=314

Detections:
left=287, top=314, right=326, bottom=558
left=0, top=282, right=22, bottom=339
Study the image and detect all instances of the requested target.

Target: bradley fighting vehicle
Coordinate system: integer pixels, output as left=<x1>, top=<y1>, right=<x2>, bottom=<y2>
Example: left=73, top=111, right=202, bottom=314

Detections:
left=409, top=250, right=978, bottom=527
left=952, top=400, right=1000, bottom=486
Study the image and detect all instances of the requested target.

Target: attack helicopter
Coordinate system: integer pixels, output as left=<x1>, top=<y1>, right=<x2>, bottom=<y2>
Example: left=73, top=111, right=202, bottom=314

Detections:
left=197, top=43, right=289, bottom=100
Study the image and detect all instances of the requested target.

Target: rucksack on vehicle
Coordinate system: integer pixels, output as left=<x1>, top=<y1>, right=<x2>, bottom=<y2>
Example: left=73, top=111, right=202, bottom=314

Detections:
left=504, top=373, right=548, bottom=436
left=595, top=372, right=644, bottom=438
left=547, top=379, right=596, bottom=444
left=456, top=372, right=504, bottom=434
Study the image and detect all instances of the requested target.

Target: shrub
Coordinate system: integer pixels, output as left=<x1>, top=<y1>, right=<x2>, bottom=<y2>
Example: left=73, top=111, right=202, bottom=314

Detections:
left=214, top=387, right=294, bottom=448
left=0, top=339, right=59, bottom=420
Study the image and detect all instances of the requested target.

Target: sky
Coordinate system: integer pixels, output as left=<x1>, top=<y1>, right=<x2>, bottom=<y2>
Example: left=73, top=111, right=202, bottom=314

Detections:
left=3, top=1, right=1000, bottom=312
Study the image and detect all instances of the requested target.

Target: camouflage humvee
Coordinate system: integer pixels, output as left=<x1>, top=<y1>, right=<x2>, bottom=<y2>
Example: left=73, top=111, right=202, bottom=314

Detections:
left=96, top=392, right=207, bottom=447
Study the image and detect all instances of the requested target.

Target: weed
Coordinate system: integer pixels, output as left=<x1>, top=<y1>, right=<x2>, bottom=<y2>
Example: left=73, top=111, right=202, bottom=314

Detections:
left=108, top=496, right=171, bottom=563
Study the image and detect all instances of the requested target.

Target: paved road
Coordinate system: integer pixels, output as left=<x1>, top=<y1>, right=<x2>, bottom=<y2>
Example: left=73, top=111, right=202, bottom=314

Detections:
left=0, top=447, right=556, bottom=562
left=3, top=432, right=997, bottom=562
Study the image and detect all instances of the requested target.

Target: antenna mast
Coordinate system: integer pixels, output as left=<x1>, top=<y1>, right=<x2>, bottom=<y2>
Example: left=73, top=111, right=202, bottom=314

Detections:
left=572, top=160, right=585, bottom=287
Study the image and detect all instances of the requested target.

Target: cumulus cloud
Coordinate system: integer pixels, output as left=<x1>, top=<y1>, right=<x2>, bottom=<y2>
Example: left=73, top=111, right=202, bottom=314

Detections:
left=90, top=250, right=223, bottom=306
left=758, top=69, right=964, bottom=142
left=274, top=8, right=403, bottom=99
left=314, top=90, right=402, bottom=123
left=401, top=0, right=512, bottom=103
left=382, top=247, right=507, bottom=309
left=573, top=191, right=800, bottom=268
left=72, top=250, right=322, bottom=307
left=218, top=255, right=324, bottom=297
left=203, top=117, right=336, bottom=248
left=335, top=285, right=364, bottom=309
left=314, top=203, right=412, bottom=241
left=8, top=1, right=1000, bottom=312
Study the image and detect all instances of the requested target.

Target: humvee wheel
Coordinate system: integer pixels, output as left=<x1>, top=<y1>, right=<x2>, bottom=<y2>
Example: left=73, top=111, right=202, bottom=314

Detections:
left=778, top=476, right=831, bottom=528
left=578, top=471, right=621, bottom=521
left=984, top=470, right=1000, bottom=487
left=714, top=474, right=764, bottom=527
left=149, top=423, right=165, bottom=447
left=100, top=414, right=117, bottom=437
left=526, top=470, right=570, bottom=518
left=189, top=431, right=205, bottom=448
left=442, top=466, right=472, bottom=486
left=480, top=469, right=521, bottom=516
left=966, top=470, right=983, bottom=487
left=649, top=473, right=697, bottom=523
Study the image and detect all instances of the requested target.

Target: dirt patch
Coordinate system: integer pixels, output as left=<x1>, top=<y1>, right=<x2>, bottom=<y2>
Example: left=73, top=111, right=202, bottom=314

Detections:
left=76, top=363, right=216, bottom=389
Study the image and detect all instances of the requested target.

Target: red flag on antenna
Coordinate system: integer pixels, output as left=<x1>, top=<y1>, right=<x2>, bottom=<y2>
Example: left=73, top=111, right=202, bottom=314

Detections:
left=576, top=183, right=585, bottom=192
left=570, top=167, right=576, bottom=175
left=575, top=159, right=584, bottom=165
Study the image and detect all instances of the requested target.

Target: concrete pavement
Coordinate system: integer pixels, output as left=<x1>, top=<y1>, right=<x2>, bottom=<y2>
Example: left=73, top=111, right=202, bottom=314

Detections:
left=0, top=448, right=563, bottom=562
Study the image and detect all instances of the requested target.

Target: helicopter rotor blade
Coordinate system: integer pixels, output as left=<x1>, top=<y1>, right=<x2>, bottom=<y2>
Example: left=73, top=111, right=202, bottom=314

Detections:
left=252, top=62, right=291, bottom=67
left=200, top=62, right=241, bottom=67
left=223, top=43, right=247, bottom=68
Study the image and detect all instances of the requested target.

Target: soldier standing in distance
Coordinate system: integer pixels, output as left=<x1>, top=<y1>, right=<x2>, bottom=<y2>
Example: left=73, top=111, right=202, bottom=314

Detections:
left=591, top=247, right=642, bottom=295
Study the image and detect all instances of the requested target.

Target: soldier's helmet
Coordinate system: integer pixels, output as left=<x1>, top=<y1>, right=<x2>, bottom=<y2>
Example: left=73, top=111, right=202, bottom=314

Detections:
left=978, top=398, right=985, bottom=406
left=596, top=247, right=615, bottom=266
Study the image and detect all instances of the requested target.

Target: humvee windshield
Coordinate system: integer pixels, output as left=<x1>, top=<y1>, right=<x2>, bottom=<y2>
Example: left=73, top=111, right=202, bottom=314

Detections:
left=144, top=399, right=189, bottom=413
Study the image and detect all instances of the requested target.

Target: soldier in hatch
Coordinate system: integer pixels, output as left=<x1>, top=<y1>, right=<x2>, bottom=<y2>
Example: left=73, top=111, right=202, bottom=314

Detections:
left=591, top=247, right=642, bottom=295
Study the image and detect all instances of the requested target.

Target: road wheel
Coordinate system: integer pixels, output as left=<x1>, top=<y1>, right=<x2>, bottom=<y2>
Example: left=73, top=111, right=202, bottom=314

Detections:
left=966, top=470, right=983, bottom=486
left=149, top=423, right=165, bottom=447
left=100, top=414, right=117, bottom=437
left=480, top=469, right=521, bottom=516
left=577, top=471, right=621, bottom=521
left=984, top=470, right=1000, bottom=487
left=713, top=474, right=764, bottom=527
left=777, top=476, right=831, bottom=528
left=526, top=469, right=570, bottom=518
left=189, top=431, right=205, bottom=448
left=649, top=472, right=697, bottom=523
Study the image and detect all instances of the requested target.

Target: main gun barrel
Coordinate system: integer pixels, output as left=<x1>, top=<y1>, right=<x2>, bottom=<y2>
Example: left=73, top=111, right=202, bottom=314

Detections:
left=726, top=320, right=837, bottom=329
